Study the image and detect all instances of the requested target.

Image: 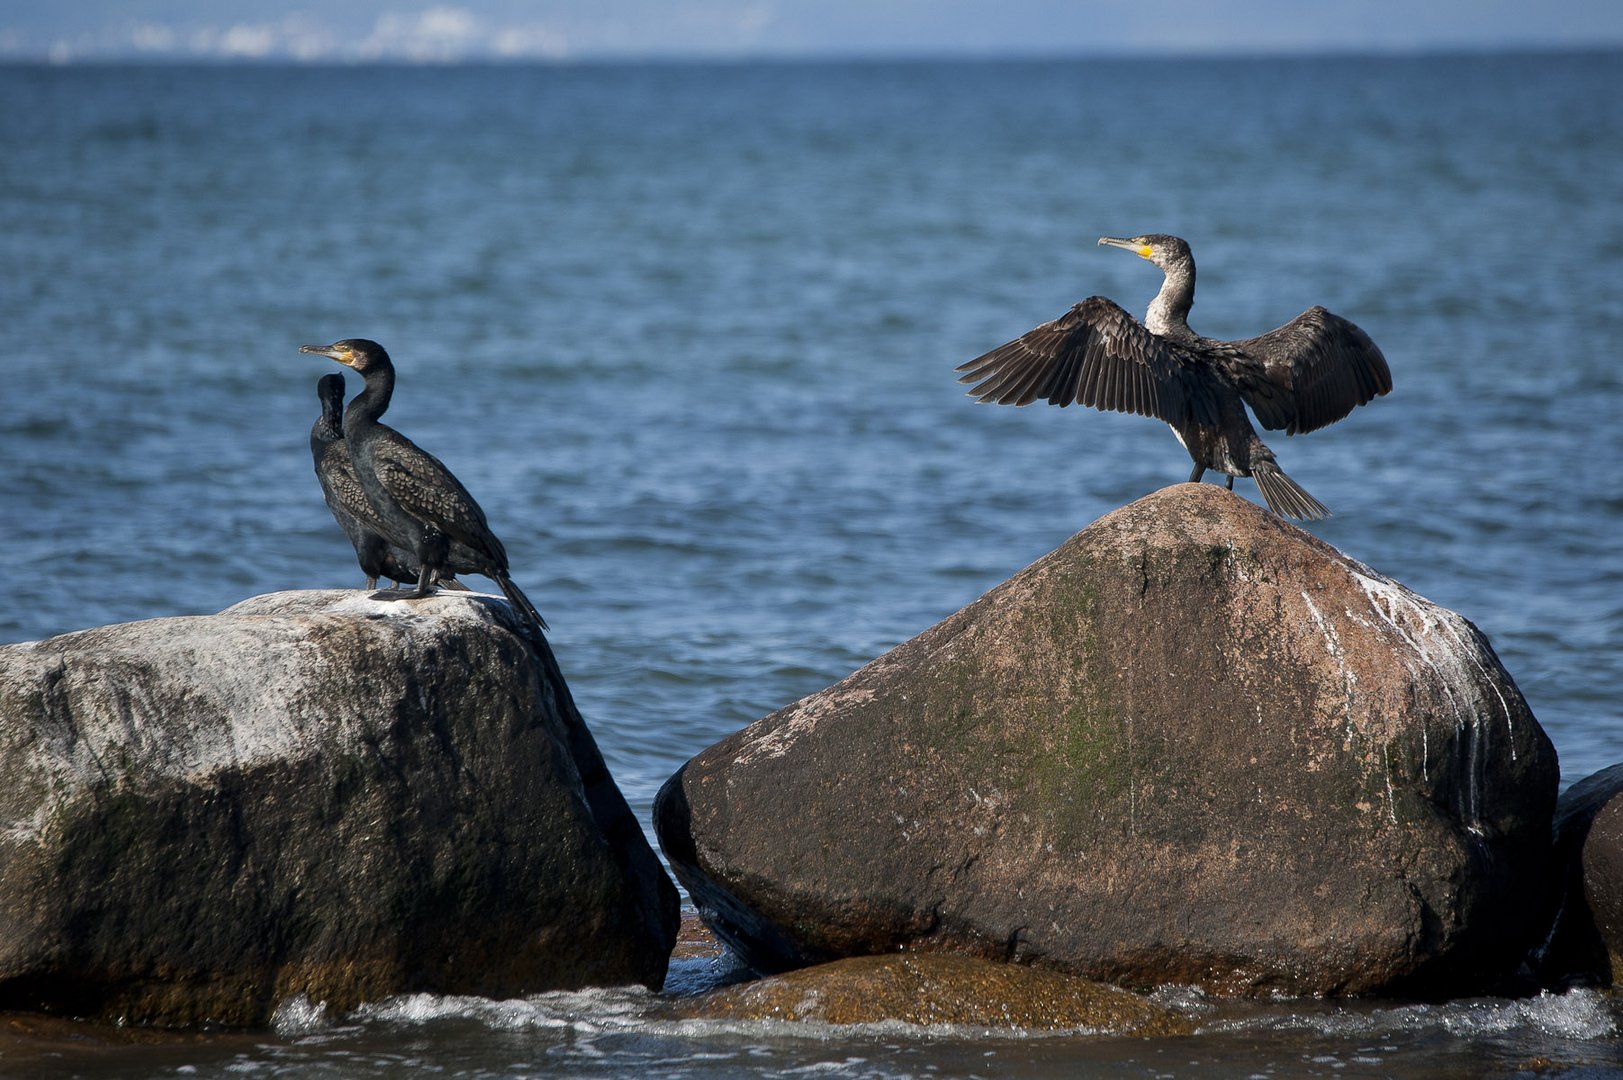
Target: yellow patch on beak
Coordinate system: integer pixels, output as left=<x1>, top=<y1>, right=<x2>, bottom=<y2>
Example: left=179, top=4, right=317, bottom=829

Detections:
left=1137, top=245, right=1154, bottom=259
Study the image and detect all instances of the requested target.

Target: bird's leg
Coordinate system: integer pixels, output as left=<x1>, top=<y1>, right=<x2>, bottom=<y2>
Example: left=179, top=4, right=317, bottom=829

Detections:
left=407, top=531, right=451, bottom=599
left=1188, top=464, right=1205, bottom=484
left=1226, top=476, right=1235, bottom=490
left=367, top=573, right=413, bottom=598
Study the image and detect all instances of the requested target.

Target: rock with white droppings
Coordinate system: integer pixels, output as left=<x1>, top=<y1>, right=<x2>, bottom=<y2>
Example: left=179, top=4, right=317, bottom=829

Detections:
left=0, top=590, right=679, bottom=1026
left=656, top=484, right=1558, bottom=997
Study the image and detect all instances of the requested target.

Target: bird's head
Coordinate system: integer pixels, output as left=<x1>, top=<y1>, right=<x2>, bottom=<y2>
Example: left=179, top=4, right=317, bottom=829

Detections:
left=312, top=373, right=347, bottom=438
left=316, top=372, right=347, bottom=412
left=1099, top=234, right=1193, bottom=275
left=300, top=338, right=391, bottom=374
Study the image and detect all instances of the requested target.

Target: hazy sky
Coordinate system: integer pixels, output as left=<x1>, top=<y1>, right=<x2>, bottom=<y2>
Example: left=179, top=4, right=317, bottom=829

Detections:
left=4, top=1, right=1621, bottom=62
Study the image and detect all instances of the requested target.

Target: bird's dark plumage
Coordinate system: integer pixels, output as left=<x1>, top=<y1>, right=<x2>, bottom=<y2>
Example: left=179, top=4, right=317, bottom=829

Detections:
left=957, top=233, right=1391, bottom=520
left=1226, top=306, right=1392, bottom=436
left=300, top=340, right=547, bottom=634
left=310, top=373, right=422, bottom=591
left=310, top=374, right=471, bottom=593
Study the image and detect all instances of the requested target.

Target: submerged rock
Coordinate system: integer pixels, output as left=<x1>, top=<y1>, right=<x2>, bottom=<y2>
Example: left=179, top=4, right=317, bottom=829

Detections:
left=667, top=951, right=1191, bottom=1033
left=657, top=485, right=1558, bottom=997
left=0, top=590, right=679, bottom=1026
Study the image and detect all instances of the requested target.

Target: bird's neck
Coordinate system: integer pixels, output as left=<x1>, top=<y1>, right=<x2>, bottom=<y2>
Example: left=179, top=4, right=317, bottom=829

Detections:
left=312, top=416, right=342, bottom=445
left=343, top=367, right=394, bottom=432
left=1145, top=261, right=1196, bottom=340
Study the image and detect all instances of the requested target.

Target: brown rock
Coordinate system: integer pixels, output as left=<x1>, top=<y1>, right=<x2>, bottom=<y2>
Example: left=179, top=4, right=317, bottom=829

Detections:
left=671, top=912, right=728, bottom=962
left=0, top=1009, right=256, bottom=1074
left=1543, top=764, right=1623, bottom=986
left=656, top=485, right=1558, bottom=997
left=667, top=952, right=1192, bottom=1033
left=0, top=590, right=679, bottom=1026
left=1584, top=799, right=1623, bottom=980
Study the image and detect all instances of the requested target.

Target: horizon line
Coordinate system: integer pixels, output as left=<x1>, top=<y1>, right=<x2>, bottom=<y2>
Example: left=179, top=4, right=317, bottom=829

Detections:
left=4, top=41, right=1622, bottom=67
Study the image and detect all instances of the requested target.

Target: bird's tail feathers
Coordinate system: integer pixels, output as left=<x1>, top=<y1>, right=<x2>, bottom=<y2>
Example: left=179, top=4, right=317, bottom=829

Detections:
left=1252, top=462, right=1330, bottom=521
left=496, top=573, right=550, bottom=634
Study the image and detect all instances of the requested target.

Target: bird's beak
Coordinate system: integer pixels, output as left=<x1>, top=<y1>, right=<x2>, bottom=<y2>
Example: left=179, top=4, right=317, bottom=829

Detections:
left=300, top=343, right=352, bottom=366
left=1098, top=236, right=1153, bottom=260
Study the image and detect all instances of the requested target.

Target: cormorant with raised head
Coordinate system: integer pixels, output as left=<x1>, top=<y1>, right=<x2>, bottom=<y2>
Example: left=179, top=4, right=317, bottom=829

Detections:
left=956, top=234, right=1391, bottom=520
left=300, top=339, right=548, bottom=634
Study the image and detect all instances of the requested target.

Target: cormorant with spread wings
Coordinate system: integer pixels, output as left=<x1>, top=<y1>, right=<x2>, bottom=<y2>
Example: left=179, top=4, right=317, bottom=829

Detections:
left=956, top=234, right=1391, bottom=520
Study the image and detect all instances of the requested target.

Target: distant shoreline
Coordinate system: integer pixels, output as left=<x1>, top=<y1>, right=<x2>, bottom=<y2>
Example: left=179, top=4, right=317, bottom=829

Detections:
left=4, top=45, right=1622, bottom=70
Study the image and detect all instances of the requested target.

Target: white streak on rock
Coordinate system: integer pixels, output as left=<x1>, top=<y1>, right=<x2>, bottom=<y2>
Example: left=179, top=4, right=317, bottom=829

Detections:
left=1302, top=591, right=1356, bottom=735
left=1347, top=566, right=1515, bottom=831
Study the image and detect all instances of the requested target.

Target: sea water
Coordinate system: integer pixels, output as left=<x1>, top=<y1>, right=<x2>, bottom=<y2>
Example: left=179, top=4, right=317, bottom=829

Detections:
left=2, top=53, right=1622, bottom=1077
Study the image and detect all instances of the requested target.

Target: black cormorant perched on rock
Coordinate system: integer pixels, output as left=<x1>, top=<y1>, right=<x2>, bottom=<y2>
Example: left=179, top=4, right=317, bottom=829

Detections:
left=956, top=234, right=1392, bottom=520
left=309, top=374, right=468, bottom=593
left=300, top=339, right=548, bottom=633
left=310, top=373, right=421, bottom=590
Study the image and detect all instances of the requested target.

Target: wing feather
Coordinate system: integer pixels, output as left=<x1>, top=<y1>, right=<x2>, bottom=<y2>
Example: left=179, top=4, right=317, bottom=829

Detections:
left=1226, top=306, right=1392, bottom=435
left=957, top=297, right=1202, bottom=426
left=371, top=432, right=504, bottom=562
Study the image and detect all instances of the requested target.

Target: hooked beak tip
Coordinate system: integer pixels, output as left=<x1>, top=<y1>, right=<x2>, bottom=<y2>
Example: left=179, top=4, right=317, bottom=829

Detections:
left=300, top=344, right=347, bottom=364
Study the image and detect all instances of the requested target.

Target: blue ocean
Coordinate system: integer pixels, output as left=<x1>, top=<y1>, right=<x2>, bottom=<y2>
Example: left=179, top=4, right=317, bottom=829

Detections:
left=2, top=52, right=1621, bottom=1077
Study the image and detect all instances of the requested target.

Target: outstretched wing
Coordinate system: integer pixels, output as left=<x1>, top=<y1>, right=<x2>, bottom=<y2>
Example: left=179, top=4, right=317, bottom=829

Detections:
left=372, top=431, right=505, bottom=563
left=956, top=297, right=1212, bottom=426
left=1226, top=306, right=1392, bottom=435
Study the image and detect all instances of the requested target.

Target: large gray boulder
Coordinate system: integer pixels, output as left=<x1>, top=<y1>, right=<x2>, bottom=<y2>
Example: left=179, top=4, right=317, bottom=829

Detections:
left=657, top=485, right=1558, bottom=997
left=0, top=590, right=678, bottom=1026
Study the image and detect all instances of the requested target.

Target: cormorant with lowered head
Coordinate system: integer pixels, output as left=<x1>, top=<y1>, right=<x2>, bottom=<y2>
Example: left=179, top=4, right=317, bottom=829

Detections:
left=956, top=234, right=1392, bottom=520
left=300, top=339, right=548, bottom=634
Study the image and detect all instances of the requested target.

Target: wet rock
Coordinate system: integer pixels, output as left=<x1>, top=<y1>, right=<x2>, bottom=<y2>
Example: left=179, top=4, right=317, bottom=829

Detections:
left=666, top=951, right=1192, bottom=1033
left=0, top=590, right=679, bottom=1026
left=671, top=911, right=729, bottom=963
left=657, top=485, right=1558, bottom=997
left=1542, top=764, right=1623, bottom=986
left=663, top=910, right=754, bottom=997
